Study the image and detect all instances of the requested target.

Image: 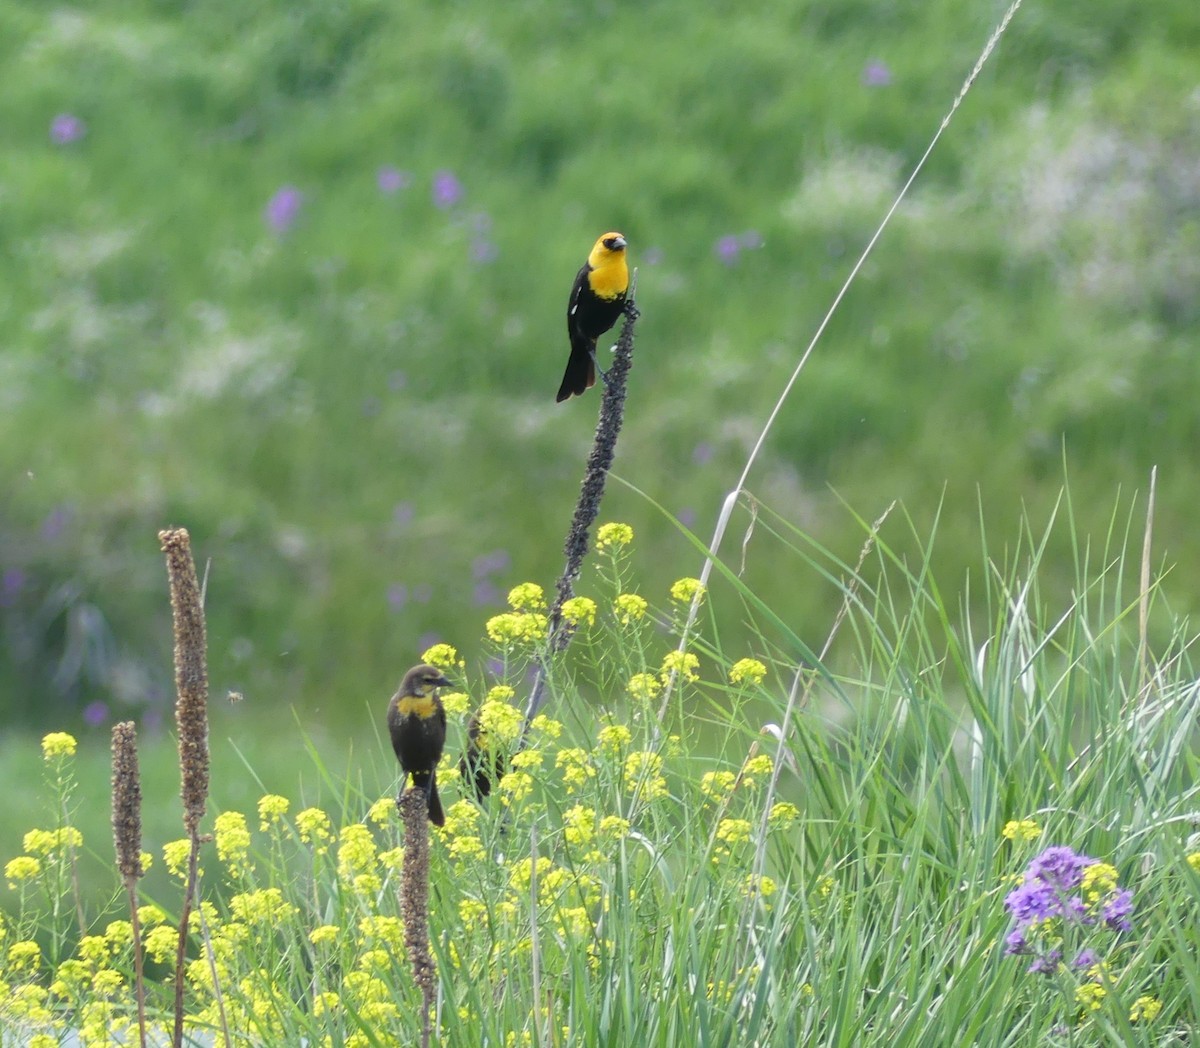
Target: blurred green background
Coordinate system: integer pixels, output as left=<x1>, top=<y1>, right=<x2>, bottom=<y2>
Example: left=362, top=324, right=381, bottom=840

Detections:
left=2, top=0, right=1198, bottom=748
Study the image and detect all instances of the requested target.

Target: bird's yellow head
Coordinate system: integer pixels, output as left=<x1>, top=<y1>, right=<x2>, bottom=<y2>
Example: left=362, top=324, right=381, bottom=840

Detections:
left=589, top=231, right=628, bottom=270
left=398, top=663, right=454, bottom=697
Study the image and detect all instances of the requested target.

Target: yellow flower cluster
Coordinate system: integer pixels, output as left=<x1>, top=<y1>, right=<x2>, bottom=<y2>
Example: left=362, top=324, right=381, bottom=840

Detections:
left=596, top=522, right=634, bottom=551
left=669, top=577, right=706, bottom=605
left=614, top=592, right=648, bottom=625
left=1002, top=819, right=1042, bottom=842
left=729, top=658, right=767, bottom=685
left=660, top=650, right=700, bottom=684
left=560, top=596, right=597, bottom=627
left=40, top=733, right=77, bottom=759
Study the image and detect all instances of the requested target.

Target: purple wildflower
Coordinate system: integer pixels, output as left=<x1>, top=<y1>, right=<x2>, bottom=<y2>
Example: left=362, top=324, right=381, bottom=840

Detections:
left=861, top=60, right=892, bottom=87
left=1004, top=880, right=1058, bottom=922
left=1026, top=949, right=1062, bottom=976
left=473, top=581, right=501, bottom=607
left=677, top=507, right=697, bottom=528
left=1, top=568, right=27, bottom=608
left=265, top=186, right=304, bottom=233
left=377, top=166, right=411, bottom=194
left=1072, top=949, right=1099, bottom=970
left=472, top=550, right=511, bottom=579
left=42, top=506, right=72, bottom=541
left=387, top=584, right=408, bottom=612
left=392, top=502, right=415, bottom=527
left=1004, top=928, right=1030, bottom=955
left=83, top=701, right=108, bottom=727
left=1028, top=846, right=1094, bottom=890
left=50, top=113, right=86, bottom=145
left=432, top=170, right=463, bottom=209
left=470, top=238, right=499, bottom=264
left=1103, top=889, right=1134, bottom=931
left=715, top=235, right=741, bottom=265
left=692, top=442, right=715, bottom=465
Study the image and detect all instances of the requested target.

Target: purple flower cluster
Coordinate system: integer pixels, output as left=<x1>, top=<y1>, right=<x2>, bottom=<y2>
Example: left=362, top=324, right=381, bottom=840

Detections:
left=714, top=230, right=763, bottom=266
left=1003, top=846, right=1134, bottom=976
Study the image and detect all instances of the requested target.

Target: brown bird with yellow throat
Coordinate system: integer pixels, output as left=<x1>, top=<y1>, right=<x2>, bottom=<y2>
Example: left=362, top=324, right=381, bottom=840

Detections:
left=387, top=663, right=452, bottom=826
left=556, top=231, right=630, bottom=402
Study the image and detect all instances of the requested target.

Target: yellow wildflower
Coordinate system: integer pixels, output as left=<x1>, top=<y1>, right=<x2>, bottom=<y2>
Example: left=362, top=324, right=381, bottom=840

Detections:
left=627, top=672, right=661, bottom=702
left=367, top=797, right=395, bottom=825
left=729, top=658, right=767, bottom=685
left=1002, top=819, right=1042, bottom=842
left=768, top=802, right=800, bottom=827
left=660, top=650, right=700, bottom=684
left=486, top=611, right=547, bottom=645
left=598, top=724, right=632, bottom=753
left=1130, top=995, right=1162, bottom=1022
left=441, top=690, right=470, bottom=717
left=104, top=920, right=133, bottom=948
left=624, top=751, right=668, bottom=800
left=215, top=811, right=251, bottom=869
left=596, top=522, right=633, bottom=551
left=530, top=714, right=563, bottom=738
left=669, top=577, right=706, bottom=604
left=24, top=827, right=81, bottom=854
left=499, top=771, right=534, bottom=805
left=1082, top=862, right=1120, bottom=901
left=716, top=819, right=753, bottom=845
left=310, top=925, right=339, bottom=947
left=359, top=916, right=404, bottom=948
left=295, top=807, right=333, bottom=846
left=511, top=749, right=544, bottom=771
left=229, top=888, right=296, bottom=925
left=508, top=582, right=546, bottom=610
left=508, top=856, right=553, bottom=892
left=5, top=856, right=41, bottom=886
left=449, top=836, right=486, bottom=862
left=561, top=596, right=597, bottom=627
left=557, top=747, right=596, bottom=790
left=41, top=732, right=77, bottom=759
left=459, top=898, right=488, bottom=925
left=701, top=770, right=736, bottom=799
left=479, top=696, right=523, bottom=745
left=337, top=825, right=378, bottom=880
left=1188, top=852, right=1200, bottom=873
left=742, top=874, right=777, bottom=898
left=1075, top=982, right=1106, bottom=1011
left=257, top=794, right=289, bottom=831
left=599, top=815, right=631, bottom=841
left=564, top=805, right=596, bottom=848
left=7, top=940, right=41, bottom=971
left=741, top=754, right=774, bottom=786
left=313, top=991, right=340, bottom=1017
left=614, top=592, right=648, bottom=625
left=143, top=925, right=178, bottom=965
left=421, top=643, right=460, bottom=669
left=379, top=846, right=404, bottom=871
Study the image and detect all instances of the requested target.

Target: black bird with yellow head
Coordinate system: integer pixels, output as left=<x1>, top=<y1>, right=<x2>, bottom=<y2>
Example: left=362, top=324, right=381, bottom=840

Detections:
left=387, top=663, right=453, bottom=826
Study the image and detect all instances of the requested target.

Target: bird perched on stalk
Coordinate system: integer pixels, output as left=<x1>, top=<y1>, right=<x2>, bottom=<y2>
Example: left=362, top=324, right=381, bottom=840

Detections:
left=459, top=712, right=506, bottom=800
left=556, top=231, right=630, bottom=402
left=387, top=664, right=452, bottom=826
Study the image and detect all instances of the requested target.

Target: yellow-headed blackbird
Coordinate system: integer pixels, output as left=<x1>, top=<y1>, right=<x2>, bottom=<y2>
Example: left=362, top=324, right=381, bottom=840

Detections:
left=387, top=663, right=452, bottom=826
left=459, top=712, right=506, bottom=800
left=556, top=232, right=630, bottom=402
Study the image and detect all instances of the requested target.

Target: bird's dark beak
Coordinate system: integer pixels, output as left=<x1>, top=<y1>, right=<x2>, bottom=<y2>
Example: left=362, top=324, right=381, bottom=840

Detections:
left=612, top=236, right=627, bottom=250
left=435, top=674, right=454, bottom=689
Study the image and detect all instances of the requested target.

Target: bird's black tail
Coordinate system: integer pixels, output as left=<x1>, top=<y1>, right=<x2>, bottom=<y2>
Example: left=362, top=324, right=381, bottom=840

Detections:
left=413, top=770, right=445, bottom=826
left=556, top=338, right=596, bottom=402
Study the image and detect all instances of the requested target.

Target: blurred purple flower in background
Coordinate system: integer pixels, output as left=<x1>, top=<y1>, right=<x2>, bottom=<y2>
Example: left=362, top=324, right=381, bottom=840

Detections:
left=692, top=442, right=715, bottom=465
left=1, top=568, right=27, bottom=608
left=417, top=631, right=441, bottom=653
left=265, top=185, right=304, bottom=233
left=472, top=549, right=511, bottom=579
left=715, top=235, right=741, bottom=265
left=392, top=501, right=415, bottom=527
left=643, top=246, right=664, bottom=266
left=739, top=230, right=763, bottom=250
left=471, top=239, right=499, bottom=264
left=678, top=507, right=697, bottom=528
left=862, top=60, right=892, bottom=87
left=42, top=506, right=72, bottom=541
left=83, top=701, right=108, bottom=727
left=388, top=370, right=408, bottom=392
left=473, top=581, right=501, bottom=607
left=50, top=113, right=86, bottom=145
left=432, top=170, right=463, bottom=209
left=387, top=583, right=408, bottom=612
left=377, top=166, right=412, bottom=194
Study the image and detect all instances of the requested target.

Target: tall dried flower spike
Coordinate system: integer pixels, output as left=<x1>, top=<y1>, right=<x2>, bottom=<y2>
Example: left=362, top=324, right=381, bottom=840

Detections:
left=159, top=528, right=210, bottom=836
left=112, top=722, right=143, bottom=883
left=400, top=788, right=437, bottom=1048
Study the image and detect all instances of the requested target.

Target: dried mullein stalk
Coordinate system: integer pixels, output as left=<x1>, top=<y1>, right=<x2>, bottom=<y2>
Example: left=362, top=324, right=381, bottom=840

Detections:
left=159, top=527, right=210, bottom=837
left=400, top=787, right=437, bottom=1048
left=112, top=721, right=148, bottom=1048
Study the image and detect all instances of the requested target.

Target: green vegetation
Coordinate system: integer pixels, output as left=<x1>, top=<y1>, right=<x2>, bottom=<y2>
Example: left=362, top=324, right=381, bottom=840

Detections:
left=2, top=507, right=1198, bottom=1044
left=2, top=0, right=1198, bottom=730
